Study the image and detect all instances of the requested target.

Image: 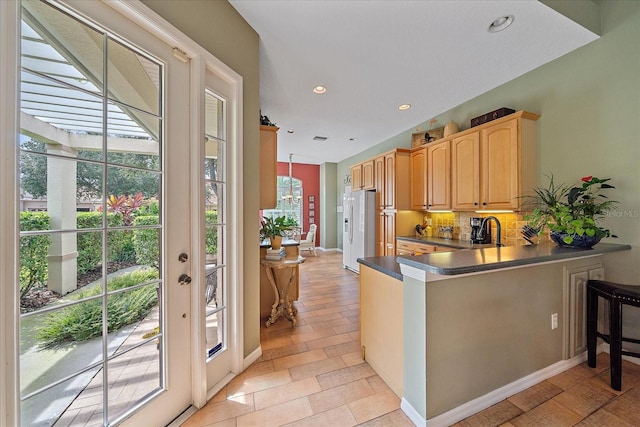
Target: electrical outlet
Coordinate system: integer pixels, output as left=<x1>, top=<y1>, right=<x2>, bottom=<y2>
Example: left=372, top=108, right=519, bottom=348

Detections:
left=551, top=313, right=558, bottom=330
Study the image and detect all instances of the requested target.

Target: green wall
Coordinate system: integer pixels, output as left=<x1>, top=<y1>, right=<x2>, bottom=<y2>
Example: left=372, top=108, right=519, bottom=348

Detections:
left=336, top=1, right=640, bottom=284
left=141, top=0, right=262, bottom=357
left=320, top=162, right=338, bottom=249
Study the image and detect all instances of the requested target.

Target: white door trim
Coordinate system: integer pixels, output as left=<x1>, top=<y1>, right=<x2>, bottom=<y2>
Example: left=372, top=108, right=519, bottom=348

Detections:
left=0, top=1, right=20, bottom=424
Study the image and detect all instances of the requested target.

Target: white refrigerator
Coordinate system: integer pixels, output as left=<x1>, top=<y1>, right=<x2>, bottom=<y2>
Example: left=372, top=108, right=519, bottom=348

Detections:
left=343, top=188, right=376, bottom=273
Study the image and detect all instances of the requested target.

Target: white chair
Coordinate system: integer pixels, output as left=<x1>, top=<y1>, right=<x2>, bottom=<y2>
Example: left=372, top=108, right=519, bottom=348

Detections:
left=299, top=224, right=317, bottom=256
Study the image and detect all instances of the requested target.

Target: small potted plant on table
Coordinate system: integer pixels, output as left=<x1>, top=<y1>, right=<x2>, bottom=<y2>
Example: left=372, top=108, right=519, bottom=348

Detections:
left=260, top=215, right=292, bottom=249
left=524, top=175, right=618, bottom=248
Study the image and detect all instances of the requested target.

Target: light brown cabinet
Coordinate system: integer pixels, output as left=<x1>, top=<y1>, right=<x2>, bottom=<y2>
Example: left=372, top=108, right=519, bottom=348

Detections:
left=374, top=155, right=385, bottom=209
left=410, top=148, right=427, bottom=210
left=427, top=139, right=451, bottom=210
left=259, top=125, right=278, bottom=209
left=351, top=159, right=375, bottom=190
left=451, top=131, right=480, bottom=210
left=396, top=239, right=459, bottom=255
left=349, top=149, right=415, bottom=256
left=451, top=111, right=539, bottom=211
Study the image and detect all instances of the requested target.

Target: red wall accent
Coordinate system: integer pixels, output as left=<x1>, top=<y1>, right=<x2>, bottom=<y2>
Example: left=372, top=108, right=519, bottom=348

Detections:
left=277, top=162, right=320, bottom=247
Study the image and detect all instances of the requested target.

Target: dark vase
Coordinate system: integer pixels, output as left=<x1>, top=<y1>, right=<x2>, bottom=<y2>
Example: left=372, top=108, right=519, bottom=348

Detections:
left=550, top=231, right=602, bottom=249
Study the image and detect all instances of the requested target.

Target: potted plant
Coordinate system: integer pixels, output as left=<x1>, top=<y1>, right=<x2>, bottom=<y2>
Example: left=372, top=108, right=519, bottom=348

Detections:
left=524, top=175, right=617, bottom=248
left=259, top=215, right=292, bottom=249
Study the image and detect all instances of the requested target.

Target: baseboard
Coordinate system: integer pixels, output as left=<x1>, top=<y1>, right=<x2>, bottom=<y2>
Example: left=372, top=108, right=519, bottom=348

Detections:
left=402, top=351, right=595, bottom=427
left=401, top=398, right=426, bottom=427
left=318, top=247, right=340, bottom=253
left=244, top=345, right=262, bottom=370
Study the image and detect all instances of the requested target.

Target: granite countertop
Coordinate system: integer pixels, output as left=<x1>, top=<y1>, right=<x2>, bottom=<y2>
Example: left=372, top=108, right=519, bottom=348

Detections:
left=396, top=235, right=494, bottom=250
left=358, top=242, right=632, bottom=279
left=396, top=242, right=631, bottom=276
left=357, top=256, right=404, bottom=281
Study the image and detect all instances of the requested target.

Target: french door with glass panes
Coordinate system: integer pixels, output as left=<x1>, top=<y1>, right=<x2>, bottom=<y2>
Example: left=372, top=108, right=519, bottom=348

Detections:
left=14, top=1, right=193, bottom=425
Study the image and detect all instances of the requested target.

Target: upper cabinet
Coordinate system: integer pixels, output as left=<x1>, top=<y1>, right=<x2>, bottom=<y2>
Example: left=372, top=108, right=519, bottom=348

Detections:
left=351, top=159, right=375, bottom=190
left=259, top=125, right=278, bottom=209
left=410, top=148, right=427, bottom=210
left=415, top=110, right=539, bottom=212
left=383, top=149, right=411, bottom=210
left=427, top=139, right=451, bottom=210
left=451, top=132, right=480, bottom=210
left=374, top=155, right=385, bottom=209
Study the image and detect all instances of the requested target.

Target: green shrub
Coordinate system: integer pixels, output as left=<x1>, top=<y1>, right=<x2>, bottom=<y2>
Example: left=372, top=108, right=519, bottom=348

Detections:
left=19, top=212, right=51, bottom=299
left=36, top=268, right=159, bottom=347
left=205, top=210, right=218, bottom=256
left=76, top=213, right=125, bottom=273
left=133, top=215, right=159, bottom=268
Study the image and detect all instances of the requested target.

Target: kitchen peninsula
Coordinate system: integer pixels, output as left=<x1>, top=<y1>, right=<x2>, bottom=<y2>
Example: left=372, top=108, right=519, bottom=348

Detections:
left=358, top=242, right=631, bottom=427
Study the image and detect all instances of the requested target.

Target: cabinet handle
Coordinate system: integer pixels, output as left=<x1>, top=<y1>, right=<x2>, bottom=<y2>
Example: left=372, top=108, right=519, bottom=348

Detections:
left=482, top=202, right=487, bottom=206
left=474, top=202, right=478, bottom=206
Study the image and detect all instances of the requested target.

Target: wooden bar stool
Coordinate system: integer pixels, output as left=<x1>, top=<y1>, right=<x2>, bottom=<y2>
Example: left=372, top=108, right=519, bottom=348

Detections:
left=586, top=279, right=640, bottom=390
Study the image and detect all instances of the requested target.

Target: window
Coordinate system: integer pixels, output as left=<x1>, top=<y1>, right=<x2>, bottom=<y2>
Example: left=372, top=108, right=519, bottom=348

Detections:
left=263, top=175, right=303, bottom=226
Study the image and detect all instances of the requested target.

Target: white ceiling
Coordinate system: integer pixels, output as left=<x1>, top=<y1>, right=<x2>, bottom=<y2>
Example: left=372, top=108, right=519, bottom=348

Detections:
left=229, top=0, right=599, bottom=165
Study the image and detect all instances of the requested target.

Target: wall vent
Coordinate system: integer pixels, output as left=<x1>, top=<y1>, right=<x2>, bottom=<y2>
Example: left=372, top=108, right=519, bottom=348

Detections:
left=313, top=136, right=328, bottom=141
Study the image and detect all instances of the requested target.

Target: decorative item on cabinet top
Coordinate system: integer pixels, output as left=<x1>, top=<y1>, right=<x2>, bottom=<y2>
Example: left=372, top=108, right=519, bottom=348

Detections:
left=444, top=120, right=459, bottom=137
left=470, top=107, right=515, bottom=127
left=411, top=127, right=444, bottom=148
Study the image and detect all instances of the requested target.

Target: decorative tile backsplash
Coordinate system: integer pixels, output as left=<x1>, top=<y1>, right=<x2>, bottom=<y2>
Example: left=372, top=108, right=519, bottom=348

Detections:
left=424, top=212, right=539, bottom=246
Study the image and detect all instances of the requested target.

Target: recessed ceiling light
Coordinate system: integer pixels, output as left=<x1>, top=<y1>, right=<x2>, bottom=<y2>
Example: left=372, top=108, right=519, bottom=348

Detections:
left=287, top=129, right=294, bottom=134
left=398, top=104, right=411, bottom=111
left=488, top=15, right=514, bottom=33
left=313, top=85, right=327, bottom=94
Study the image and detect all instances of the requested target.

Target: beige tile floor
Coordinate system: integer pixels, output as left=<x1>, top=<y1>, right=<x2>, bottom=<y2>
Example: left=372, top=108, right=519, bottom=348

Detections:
left=183, top=252, right=640, bottom=427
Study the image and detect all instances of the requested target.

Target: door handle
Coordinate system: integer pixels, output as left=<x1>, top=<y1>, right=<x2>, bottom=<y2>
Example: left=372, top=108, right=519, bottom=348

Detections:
left=178, top=273, right=192, bottom=285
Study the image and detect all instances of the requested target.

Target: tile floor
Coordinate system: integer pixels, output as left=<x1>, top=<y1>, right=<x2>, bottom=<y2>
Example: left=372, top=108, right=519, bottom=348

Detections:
left=182, top=252, right=640, bottom=427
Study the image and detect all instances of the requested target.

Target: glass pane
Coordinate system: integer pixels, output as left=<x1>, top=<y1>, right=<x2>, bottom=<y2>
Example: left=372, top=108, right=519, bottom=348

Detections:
left=107, top=102, right=161, bottom=153
left=206, top=267, right=224, bottom=359
left=22, top=1, right=104, bottom=94
left=131, top=227, right=161, bottom=270
left=107, top=38, right=160, bottom=116
left=20, top=153, right=105, bottom=226
left=21, top=367, right=104, bottom=426
left=105, top=166, right=160, bottom=226
left=20, top=298, right=106, bottom=426
left=108, top=340, right=162, bottom=423
left=205, top=92, right=224, bottom=140
left=205, top=181, right=223, bottom=223
left=106, top=279, right=160, bottom=357
left=204, top=140, right=224, bottom=181
left=205, top=225, right=223, bottom=262
left=21, top=70, right=106, bottom=137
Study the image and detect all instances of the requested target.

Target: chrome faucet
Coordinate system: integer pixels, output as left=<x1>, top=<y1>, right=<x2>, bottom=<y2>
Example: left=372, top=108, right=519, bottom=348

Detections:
left=481, top=216, right=504, bottom=247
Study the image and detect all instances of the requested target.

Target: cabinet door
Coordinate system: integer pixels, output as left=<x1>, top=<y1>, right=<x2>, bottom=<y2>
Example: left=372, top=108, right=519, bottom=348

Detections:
left=351, top=164, right=362, bottom=190
left=362, top=159, right=375, bottom=190
left=410, top=148, right=427, bottom=210
left=259, top=125, right=279, bottom=209
left=374, top=156, right=385, bottom=210
left=427, top=140, right=451, bottom=210
left=384, top=152, right=396, bottom=209
left=452, top=131, right=480, bottom=210
left=376, top=211, right=385, bottom=256
left=480, top=119, right=519, bottom=210
left=384, top=212, right=396, bottom=255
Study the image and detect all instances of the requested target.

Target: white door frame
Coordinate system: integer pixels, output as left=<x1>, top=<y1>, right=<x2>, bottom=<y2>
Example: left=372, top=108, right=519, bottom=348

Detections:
left=0, top=0, right=244, bottom=423
left=0, top=1, right=21, bottom=424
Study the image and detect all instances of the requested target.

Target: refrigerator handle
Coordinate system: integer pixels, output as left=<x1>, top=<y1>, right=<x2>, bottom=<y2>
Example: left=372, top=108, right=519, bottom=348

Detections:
left=349, top=202, right=354, bottom=244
